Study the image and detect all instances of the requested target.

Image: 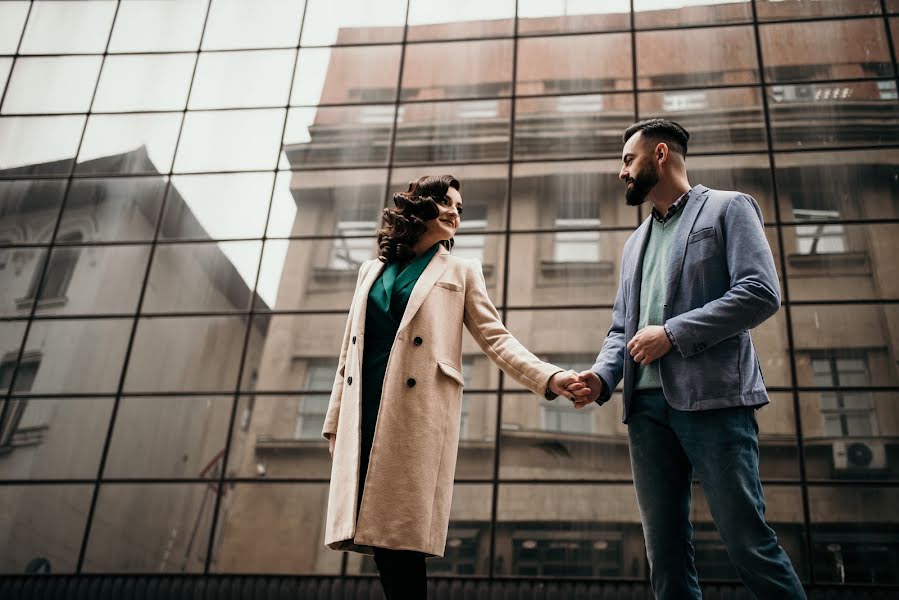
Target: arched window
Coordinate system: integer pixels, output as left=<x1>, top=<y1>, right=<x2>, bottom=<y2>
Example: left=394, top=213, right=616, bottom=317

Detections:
left=27, top=231, right=83, bottom=302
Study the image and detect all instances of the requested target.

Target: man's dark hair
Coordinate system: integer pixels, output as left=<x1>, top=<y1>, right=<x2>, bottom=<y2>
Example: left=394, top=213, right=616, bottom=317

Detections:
left=623, top=118, right=690, bottom=157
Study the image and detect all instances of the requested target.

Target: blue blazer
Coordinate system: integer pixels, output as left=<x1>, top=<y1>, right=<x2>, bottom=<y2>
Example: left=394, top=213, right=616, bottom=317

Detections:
left=591, top=185, right=781, bottom=423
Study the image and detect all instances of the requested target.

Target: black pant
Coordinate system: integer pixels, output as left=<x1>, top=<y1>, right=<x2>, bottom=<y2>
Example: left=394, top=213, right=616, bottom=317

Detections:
left=373, top=547, right=427, bottom=600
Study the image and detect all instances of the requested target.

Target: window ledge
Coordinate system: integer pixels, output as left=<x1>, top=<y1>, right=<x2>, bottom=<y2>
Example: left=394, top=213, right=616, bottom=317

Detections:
left=786, top=251, right=869, bottom=272
left=15, top=296, right=68, bottom=311
left=539, top=260, right=613, bottom=282
left=255, top=435, right=325, bottom=453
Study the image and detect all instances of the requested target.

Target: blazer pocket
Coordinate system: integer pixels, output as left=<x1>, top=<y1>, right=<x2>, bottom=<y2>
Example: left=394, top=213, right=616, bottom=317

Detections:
left=435, top=281, right=463, bottom=292
left=688, top=227, right=716, bottom=243
left=437, top=361, right=465, bottom=386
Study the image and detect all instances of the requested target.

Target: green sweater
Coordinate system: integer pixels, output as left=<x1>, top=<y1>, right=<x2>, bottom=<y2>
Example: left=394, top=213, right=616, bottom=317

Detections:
left=635, top=211, right=682, bottom=390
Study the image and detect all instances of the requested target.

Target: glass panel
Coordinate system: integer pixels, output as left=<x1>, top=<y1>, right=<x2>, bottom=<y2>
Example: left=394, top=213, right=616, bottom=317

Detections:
left=517, top=0, right=630, bottom=35
left=61, top=176, right=169, bottom=243
left=496, top=484, right=646, bottom=577
left=514, top=94, right=634, bottom=160
left=894, top=19, right=899, bottom=61
left=21, top=318, right=133, bottom=394
left=0, top=116, right=85, bottom=175
left=19, top=0, right=116, bottom=55
left=2, top=56, right=103, bottom=115
left=775, top=149, right=899, bottom=222
left=143, top=241, right=261, bottom=313
left=792, top=305, right=899, bottom=389
left=300, top=0, right=406, bottom=46
left=124, top=316, right=251, bottom=393
left=407, top=0, right=515, bottom=40
left=634, top=0, right=752, bottom=28
left=0, top=397, right=113, bottom=480
left=891, top=0, right=899, bottom=13
left=637, top=26, right=759, bottom=89
left=201, top=0, right=305, bottom=50
left=291, top=45, right=401, bottom=106
left=211, top=483, right=341, bottom=574
left=809, top=487, right=899, bottom=584
left=94, top=54, right=196, bottom=112
left=638, top=87, right=766, bottom=153
left=517, top=34, right=632, bottom=96
left=29, top=244, right=150, bottom=316
left=0, top=58, right=10, bottom=94
left=190, top=49, right=296, bottom=110
left=757, top=0, right=881, bottom=20
left=82, top=484, right=213, bottom=573
left=393, top=99, right=512, bottom=164
left=281, top=106, right=393, bottom=169
left=0, top=321, right=28, bottom=393
left=0, top=179, right=68, bottom=244
left=755, top=392, right=800, bottom=480
left=0, top=2, right=29, bottom=54
left=754, top=309, right=791, bottom=388
left=76, top=113, right=182, bottom=176
left=174, top=109, right=286, bottom=173
left=687, top=154, right=776, bottom=218
left=109, top=0, right=207, bottom=53
left=104, top=395, right=233, bottom=479
left=163, top=173, right=275, bottom=241
left=768, top=82, right=899, bottom=149
left=784, top=224, right=899, bottom=302
left=760, top=19, right=893, bottom=83
left=0, top=484, right=92, bottom=574
left=403, top=39, right=514, bottom=102
left=390, top=162, right=508, bottom=231
left=510, top=160, right=638, bottom=230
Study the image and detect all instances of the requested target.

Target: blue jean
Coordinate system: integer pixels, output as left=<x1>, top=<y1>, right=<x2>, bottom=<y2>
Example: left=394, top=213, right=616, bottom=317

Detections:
left=628, top=389, right=806, bottom=600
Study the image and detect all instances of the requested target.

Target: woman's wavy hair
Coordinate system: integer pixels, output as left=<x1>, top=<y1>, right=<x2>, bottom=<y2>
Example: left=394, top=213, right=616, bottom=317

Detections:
left=377, top=174, right=460, bottom=263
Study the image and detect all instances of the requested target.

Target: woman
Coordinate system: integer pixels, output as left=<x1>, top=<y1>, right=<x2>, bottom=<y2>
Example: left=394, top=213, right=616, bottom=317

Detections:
left=322, top=175, right=587, bottom=598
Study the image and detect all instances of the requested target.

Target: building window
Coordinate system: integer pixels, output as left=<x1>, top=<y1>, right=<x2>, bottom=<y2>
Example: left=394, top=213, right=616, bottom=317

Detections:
left=812, top=353, right=875, bottom=437
left=793, top=208, right=847, bottom=255
left=428, top=525, right=484, bottom=575
left=458, top=100, right=498, bottom=119
left=552, top=190, right=601, bottom=264
left=329, top=198, right=378, bottom=270
left=512, top=526, right=623, bottom=577
left=294, top=361, right=335, bottom=440
left=0, top=355, right=41, bottom=454
left=25, top=231, right=82, bottom=302
left=662, top=91, right=709, bottom=112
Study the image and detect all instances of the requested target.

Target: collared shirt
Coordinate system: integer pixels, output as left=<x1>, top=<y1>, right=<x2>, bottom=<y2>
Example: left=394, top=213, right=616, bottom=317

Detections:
left=651, top=190, right=690, bottom=224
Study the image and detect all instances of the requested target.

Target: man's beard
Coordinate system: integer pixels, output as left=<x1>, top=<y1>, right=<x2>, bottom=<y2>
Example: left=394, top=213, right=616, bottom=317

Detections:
left=625, top=163, right=659, bottom=206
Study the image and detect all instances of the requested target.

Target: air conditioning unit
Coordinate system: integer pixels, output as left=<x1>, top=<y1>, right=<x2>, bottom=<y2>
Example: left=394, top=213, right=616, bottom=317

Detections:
left=832, top=440, right=887, bottom=474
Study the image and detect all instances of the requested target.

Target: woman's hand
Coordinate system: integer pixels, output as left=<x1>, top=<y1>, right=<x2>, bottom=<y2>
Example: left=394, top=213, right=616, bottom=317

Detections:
left=327, top=434, right=336, bottom=459
left=548, top=370, right=590, bottom=401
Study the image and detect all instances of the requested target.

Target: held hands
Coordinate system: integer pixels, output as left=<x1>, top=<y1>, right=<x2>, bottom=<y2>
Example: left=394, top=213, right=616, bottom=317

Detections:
left=626, top=325, right=672, bottom=366
left=548, top=370, right=592, bottom=402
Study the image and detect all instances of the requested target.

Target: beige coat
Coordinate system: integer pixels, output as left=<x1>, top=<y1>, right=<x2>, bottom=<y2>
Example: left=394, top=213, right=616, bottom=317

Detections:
left=322, top=246, right=562, bottom=558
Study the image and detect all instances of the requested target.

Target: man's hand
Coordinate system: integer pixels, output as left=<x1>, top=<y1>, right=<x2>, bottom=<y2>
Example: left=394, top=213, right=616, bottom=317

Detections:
left=327, top=434, right=335, bottom=459
left=548, top=370, right=591, bottom=401
left=627, top=325, right=672, bottom=365
left=574, top=370, right=604, bottom=408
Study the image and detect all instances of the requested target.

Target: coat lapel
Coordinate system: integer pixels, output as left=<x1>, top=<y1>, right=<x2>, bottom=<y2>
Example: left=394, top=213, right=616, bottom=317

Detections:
left=396, top=245, right=450, bottom=335
left=663, top=185, right=709, bottom=318
left=627, top=217, right=653, bottom=332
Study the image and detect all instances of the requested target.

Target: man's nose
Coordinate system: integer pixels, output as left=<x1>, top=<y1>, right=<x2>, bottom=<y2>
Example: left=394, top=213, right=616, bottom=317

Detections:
left=619, top=167, right=628, bottom=180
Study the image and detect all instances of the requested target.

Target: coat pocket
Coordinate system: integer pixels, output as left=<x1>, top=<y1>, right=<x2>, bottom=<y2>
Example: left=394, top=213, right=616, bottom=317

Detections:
left=435, top=281, right=463, bottom=292
left=688, top=226, right=716, bottom=243
left=437, top=361, right=465, bottom=386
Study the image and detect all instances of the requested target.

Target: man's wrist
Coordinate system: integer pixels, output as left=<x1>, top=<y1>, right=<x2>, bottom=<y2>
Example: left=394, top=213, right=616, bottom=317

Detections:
left=663, top=324, right=679, bottom=352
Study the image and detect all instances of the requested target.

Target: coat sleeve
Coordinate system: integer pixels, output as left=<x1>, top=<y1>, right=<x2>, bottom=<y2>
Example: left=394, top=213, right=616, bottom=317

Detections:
left=321, top=261, right=370, bottom=440
left=664, top=194, right=781, bottom=358
left=462, top=259, right=563, bottom=398
left=590, top=244, right=629, bottom=404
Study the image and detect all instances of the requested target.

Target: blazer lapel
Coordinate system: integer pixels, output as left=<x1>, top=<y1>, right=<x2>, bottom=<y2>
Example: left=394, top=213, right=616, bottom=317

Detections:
left=663, top=185, right=709, bottom=318
left=627, top=217, right=653, bottom=333
left=396, top=245, right=450, bottom=335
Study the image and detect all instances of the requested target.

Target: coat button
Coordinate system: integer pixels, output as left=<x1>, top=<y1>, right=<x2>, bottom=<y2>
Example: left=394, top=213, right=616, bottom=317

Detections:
left=407, top=378, right=416, bottom=388
left=347, top=376, right=352, bottom=385
left=414, top=336, right=423, bottom=346
left=352, top=336, right=356, bottom=344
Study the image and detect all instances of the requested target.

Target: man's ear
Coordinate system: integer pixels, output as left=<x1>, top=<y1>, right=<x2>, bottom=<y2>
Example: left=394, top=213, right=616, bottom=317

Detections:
left=656, top=142, right=669, bottom=166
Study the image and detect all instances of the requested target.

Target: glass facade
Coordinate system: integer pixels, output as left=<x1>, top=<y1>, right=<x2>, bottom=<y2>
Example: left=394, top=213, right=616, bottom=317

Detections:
left=0, top=0, right=897, bottom=589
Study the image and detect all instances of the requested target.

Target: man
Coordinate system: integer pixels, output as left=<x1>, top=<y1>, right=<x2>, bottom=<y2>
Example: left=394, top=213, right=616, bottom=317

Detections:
left=573, top=119, right=806, bottom=599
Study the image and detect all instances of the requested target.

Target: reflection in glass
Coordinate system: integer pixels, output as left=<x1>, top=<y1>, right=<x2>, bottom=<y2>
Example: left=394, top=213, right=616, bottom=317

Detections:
left=686, top=154, right=775, bottom=217
left=301, top=0, right=406, bottom=46
left=0, top=484, right=92, bottom=574
left=59, top=177, right=168, bottom=243
left=0, top=59, right=11, bottom=96
left=756, top=0, right=881, bottom=20
left=109, top=0, right=207, bottom=53
left=514, top=94, right=634, bottom=160
left=517, top=0, right=630, bottom=35
left=0, top=397, right=113, bottom=480
left=20, top=319, right=133, bottom=395
left=76, top=113, right=182, bottom=176
left=755, top=392, right=800, bottom=480
left=201, top=0, right=305, bottom=50
left=19, top=0, right=116, bottom=55
left=638, top=87, right=766, bottom=153
left=761, top=19, right=893, bottom=83
left=0, top=321, right=28, bottom=393
left=2, top=56, right=102, bottom=115
left=281, top=106, right=394, bottom=169
left=82, top=484, right=213, bottom=573
left=164, top=173, right=274, bottom=241
left=768, top=82, right=899, bottom=149
left=212, top=483, right=341, bottom=574
left=125, top=316, right=258, bottom=393
left=403, top=39, right=514, bottom=102
left=0, top=116, right=85, bottom=175
left=104, top=396, right=233, bottom=480
left=407, top=0, right=515, bottom=40
left=292, top=45, right=402, bottom=106
left=634, top=0, right=751, bottom=28
left=174, top=109, right=286, bottom=173
left=94, top=54, right=196, bottom=112
left=0, top=2, right=29, bottom=54
left=0, top=179, right=69, bottom=244
left=190, top=50, right=296, bottom=110
left=517, top=34, right=632, bottom=96
left=809, top=487, right=899, bottom=584
left=637, top=26, right=758, bottom=89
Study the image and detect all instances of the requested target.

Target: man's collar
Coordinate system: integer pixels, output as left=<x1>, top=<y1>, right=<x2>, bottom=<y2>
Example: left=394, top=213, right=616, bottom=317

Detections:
left=650, top=189, right=691, bottom=224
